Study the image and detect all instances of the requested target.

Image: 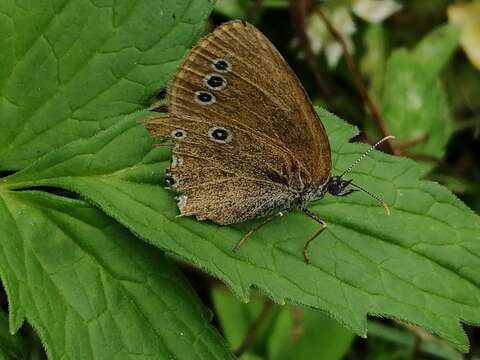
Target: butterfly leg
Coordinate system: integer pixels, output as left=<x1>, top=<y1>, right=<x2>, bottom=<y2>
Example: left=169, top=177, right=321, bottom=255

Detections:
left=232, top=213, right=283, bottom=253
left=301, top=207, right=327, bottom=264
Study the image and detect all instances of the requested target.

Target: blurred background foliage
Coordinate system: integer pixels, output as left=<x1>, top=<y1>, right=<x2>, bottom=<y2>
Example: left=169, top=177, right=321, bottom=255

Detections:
left=204, top=0, right=480, bottom=359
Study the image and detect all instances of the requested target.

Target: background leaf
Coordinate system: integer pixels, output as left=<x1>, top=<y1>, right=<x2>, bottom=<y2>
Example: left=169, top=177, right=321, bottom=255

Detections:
left=381, top=24, right=460, bottom=164
left=214, top=0, right=250, bottom=19
left=360, top=23, right=387, bottom=106
left=0, top=310, right=26, bottom=360
left=267, top=307, right=354, bottom=360
left=211, top=287, right=354, bottom=360
left=412, top=24, right=461, bottom=75
left=212, top=288, right=278, bottom=352
left=3, top=108, right=479, bottom=351
left=367, top=321, right=463, bottom=360
left=0, top=190, right=233, bottom=359
left=0, top=0, right=211, bottom=170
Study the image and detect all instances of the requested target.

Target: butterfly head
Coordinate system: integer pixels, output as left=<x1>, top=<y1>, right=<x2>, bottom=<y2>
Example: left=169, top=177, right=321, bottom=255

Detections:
left=322, top=135, right=396, bottom=215
left=326, top=176, right=354, bottom=196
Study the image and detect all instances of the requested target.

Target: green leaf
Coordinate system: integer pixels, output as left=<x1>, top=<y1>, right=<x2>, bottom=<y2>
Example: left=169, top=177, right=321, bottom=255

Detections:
left=214, top=0, right=249, bottom=19
left=360, top=23, right=387, bottom=106
left=0, top=190, right=233, bottom=359
left=0, top=2, right=237, bottom=357
left=0, top=0, right=211, bottom=170
left=3, top=108, right=480, bottom=352
left=212, top=288, right=281, bottom=355
left=412, top=24, right=461, bottom=75
left=0, top=310, right=26, bottom=360
left=212, top=288, right=270, bottom=351
left=367, top=321, right=463, bottom=360
left=382, top=24, right=460, bottom=164
left=212, top=287, right=354, bottom=360
left=1, top=1, right=478, bottom=353
left=382, top=50, right=451, bottom=160
left=268, top=308, right=354, bottom=360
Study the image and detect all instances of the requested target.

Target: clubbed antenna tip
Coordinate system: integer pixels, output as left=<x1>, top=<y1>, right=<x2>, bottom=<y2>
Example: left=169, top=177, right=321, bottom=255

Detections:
left=383, top=202, right=391, bottom=216
left=350, top=182, right=391, bottom=216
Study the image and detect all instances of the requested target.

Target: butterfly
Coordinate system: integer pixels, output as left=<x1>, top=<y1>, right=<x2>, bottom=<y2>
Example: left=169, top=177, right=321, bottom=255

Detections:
left=145, top=20, right=391, bottom=263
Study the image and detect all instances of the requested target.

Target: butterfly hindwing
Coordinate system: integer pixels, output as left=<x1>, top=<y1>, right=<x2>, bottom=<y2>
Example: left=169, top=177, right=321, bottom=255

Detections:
left=145, top=115, right=299, bottom=224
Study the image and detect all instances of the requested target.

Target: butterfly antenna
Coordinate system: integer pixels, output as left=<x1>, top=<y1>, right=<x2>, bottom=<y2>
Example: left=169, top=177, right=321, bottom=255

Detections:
left=340, top=135, right=395, bottom=178
left=349, top=182, right=390, bottom=216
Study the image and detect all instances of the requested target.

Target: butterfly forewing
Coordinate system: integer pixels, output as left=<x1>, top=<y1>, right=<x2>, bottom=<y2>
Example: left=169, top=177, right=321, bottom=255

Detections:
left=169, top=21, right=331, bottom=180
left=146, top=20, right=332, bottom=224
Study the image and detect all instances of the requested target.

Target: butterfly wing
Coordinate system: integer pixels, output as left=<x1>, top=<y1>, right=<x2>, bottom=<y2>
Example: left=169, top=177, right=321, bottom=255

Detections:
left=146, top=115, right=300, bottom=224
left=146, top=20, right=331, bottom=224
left=169, top=20, right=331, bottom=181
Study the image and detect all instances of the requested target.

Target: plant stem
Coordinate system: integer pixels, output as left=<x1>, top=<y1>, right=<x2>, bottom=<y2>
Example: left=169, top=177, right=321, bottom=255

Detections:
left=316, top=8, right=399, bottom=155
left=234, top=299, right=273, bottom=357
left=289, top=0, right=333, bottom=102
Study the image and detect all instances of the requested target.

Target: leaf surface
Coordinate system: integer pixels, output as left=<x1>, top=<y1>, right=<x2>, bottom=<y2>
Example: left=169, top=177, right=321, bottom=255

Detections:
left=0, top=191, right=233, bottom=359
left=382, top=24, right=460, bottom=162
left=0, top=0, right=210, bottom=170
left=3, top=108, right=479, bottom=352
left=0, top=1, right=237, bottom=358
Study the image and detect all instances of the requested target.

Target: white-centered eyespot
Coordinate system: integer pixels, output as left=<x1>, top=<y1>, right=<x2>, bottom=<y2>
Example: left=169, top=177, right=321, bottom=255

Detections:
left=171, top=129, right=187, bottom=139
left=203, top=73, right=227, bottom=90
left=211, top=58, right=232, bottom=73
left=208, top=126, right=233, bottom=144
left=194, top=91, right=216, bottom=105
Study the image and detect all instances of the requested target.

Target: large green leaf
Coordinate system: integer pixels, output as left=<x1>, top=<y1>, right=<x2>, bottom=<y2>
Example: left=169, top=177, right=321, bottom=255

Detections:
left=382, top=24, right=459, bottom=162
left=1, top=0, right=478, bottom=354
left=2, top=108, right=479, bottom=352
left=0, top=0, right=210, bottom=170
left=0, top=190, right=233, bottom=359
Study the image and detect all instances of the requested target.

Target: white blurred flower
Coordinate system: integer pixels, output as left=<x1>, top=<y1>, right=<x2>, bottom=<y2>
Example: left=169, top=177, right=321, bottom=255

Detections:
left=305, top=0, right=402, bottom=68
left=306, top=6, right=356, bottom=68
left=352, top=0, right=402, bottom=23
left=448, top=2, right=480, bottom=70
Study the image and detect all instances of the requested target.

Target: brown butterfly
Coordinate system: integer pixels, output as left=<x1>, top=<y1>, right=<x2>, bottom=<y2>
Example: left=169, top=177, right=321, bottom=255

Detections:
left=145, top=20, right=391, bottom=263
